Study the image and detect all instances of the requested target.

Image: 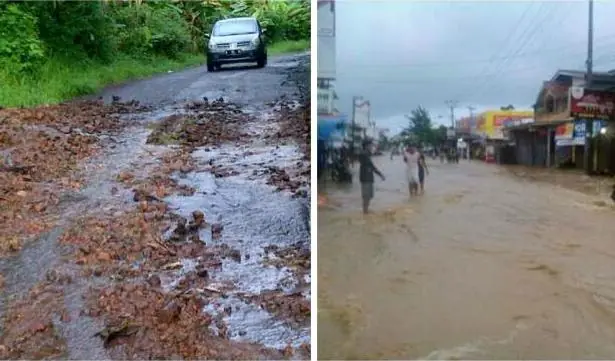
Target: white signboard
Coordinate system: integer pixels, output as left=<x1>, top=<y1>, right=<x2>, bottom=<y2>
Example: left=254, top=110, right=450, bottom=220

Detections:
left=317, top=1, right=336, bottom=79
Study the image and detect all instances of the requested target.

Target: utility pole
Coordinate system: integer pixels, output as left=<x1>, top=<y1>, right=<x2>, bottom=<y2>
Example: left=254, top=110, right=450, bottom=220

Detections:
left=467, top=106, right=475, bottom=123
left=586, top=0, right=594, bottom=88
left=584, top=0, right=594, bottom=174
left=445, top=100, right=458, bottom=129
left=351, top=96, right=363, bottom=161
left=466, top=106, right=476, bottom=160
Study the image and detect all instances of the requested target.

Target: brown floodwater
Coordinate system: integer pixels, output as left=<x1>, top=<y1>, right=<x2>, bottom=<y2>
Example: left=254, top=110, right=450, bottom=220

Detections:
left=318, top=156, right=615, bottom=360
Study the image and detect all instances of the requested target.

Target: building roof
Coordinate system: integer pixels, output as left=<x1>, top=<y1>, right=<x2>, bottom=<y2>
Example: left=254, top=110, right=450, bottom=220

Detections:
left=550, top=69, right=615, bottom=83
left=505, top=118, right=569, bottom=132
left=535, top=69, right=615, bottom=108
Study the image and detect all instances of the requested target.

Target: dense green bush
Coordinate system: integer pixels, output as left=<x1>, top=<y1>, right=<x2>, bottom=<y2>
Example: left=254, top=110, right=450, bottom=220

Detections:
left=111, top=4, right=190, bottom=58
left=0, top=4, right=45, bottom=75
left=30, top=1, right=116, bottom=62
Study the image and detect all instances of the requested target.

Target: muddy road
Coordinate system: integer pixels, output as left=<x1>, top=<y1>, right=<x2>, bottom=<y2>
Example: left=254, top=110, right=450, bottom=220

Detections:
left=318, top=157, right=615, bottom=360
left=0, top=53, right=310, bottom=359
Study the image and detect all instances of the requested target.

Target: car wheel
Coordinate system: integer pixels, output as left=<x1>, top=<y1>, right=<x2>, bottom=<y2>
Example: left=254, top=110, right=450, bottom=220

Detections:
left=207, top=61, right=215, bottom=72
left=257, top=54, right=266, bottom=68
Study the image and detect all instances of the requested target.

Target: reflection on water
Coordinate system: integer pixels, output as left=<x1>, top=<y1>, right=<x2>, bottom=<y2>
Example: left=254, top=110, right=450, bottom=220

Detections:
left=318, top=156, right=615, bottom=360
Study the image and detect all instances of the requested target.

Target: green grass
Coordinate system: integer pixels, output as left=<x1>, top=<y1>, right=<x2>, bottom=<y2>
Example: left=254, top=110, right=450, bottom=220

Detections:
left=0, top=39, right=309, bottom=108
left=268, top=39, right=310, bottom=55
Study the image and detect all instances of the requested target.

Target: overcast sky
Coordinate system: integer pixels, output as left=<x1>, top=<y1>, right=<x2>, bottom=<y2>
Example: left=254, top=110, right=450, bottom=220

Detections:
left=333, top=0, right=615, bottom=134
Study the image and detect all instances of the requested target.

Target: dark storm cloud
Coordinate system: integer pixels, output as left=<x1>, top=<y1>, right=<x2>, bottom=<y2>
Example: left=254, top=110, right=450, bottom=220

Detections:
left=333, top=0, right=615, bottom=133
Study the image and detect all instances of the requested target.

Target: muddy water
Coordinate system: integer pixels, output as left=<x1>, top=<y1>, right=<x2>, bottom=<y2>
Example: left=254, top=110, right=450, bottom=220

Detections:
left=318, top=156, right=615, bottom=360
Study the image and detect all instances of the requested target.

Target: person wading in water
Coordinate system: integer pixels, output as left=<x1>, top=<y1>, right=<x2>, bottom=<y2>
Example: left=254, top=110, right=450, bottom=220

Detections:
left=418, top=148, right=429, bottom=194
left=403, top=144, right=420, bottom=198
left=359, top=140, right=385, bottom=214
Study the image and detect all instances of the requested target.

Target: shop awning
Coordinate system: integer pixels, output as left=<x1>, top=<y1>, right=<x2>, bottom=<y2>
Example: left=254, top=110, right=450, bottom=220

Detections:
left=318, top=114, right=348, bottom=141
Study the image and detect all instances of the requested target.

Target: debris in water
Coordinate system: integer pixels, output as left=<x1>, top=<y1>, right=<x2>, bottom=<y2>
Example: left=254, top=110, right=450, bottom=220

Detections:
left=94, top=321, right=139, bottom=346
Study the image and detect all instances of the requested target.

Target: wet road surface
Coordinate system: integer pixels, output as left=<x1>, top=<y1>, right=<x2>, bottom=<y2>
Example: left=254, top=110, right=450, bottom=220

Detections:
left=0, top=53, right=310, bottom=359
left=318, top=156, right=615, bottom=360
left=98, top=53, right=307, bottom=106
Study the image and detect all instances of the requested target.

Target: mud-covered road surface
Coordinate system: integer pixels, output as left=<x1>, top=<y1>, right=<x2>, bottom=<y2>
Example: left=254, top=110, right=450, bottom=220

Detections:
left=0, top=53, right=310, bottom=360
left=318, top=156, right=615, bottom=360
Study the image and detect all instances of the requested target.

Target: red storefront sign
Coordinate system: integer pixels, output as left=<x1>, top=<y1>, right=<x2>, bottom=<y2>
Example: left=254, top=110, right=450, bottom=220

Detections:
left=569, top=87, right=615, bottom=119
left=555, top=122, right=574, bottom=140
left=493, top=114, right=529, bottom=127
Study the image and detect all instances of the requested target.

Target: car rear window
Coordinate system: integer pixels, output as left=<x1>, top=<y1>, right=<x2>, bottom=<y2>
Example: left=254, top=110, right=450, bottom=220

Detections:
left=213, top=20, right=258, bottom=36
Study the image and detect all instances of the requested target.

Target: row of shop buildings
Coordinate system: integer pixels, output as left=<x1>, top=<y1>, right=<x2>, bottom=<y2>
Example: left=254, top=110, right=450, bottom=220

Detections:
left=457, top=69, right=615, bottom=175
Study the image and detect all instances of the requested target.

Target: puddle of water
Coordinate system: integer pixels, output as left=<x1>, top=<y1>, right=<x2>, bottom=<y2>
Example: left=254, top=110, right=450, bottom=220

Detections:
left=164, top=157, right=310, bottom=348
left=204, top=295, right=309, bottom=349
left=195, top=144, right=303, bottom=178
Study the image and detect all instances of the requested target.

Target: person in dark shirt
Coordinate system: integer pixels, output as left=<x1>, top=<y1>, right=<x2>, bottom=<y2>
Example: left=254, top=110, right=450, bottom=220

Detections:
left=358, top=141, right=385, bottom=214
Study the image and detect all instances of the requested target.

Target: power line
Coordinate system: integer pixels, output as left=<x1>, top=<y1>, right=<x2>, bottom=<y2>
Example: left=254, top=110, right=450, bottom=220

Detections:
left=460, top=1, right=540, bottom=101
left=473, top=2, right=577, bottom=99
left=470, top=2, right=561, bottom=103
left=338, top=36, right=615, bottom=70
left=337, top=54, right=615, bottom=85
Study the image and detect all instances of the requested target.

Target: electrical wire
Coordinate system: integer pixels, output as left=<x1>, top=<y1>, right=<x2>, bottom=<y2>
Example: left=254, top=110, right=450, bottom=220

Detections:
left=468, top=2, right=556, bottom=102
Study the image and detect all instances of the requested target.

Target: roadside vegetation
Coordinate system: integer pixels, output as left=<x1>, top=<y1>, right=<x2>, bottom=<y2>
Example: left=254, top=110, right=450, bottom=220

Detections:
left=0, top=0, right=310, bottom=108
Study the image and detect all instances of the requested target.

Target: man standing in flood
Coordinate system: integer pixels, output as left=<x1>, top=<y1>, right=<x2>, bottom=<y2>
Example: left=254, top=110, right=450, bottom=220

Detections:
left=403, top=144, right=420, bottom=197
left=418, top=148, right=429, bottom=194
left=359, top=140, right=385, bottom=214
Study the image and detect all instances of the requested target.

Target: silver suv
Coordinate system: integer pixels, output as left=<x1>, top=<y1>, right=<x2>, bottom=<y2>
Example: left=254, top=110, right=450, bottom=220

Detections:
left=205, top=17, right=268, bottom=72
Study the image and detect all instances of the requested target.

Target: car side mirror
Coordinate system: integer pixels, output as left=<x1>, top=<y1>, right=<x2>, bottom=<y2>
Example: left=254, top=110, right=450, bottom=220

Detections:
left=261, top=28, right=267, bottom=34
left=204, top=34, right=210, bottom=39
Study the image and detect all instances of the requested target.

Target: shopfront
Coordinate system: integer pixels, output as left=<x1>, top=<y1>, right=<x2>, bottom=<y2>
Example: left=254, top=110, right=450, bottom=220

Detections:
left=554, top=120, right=586, bottom=169
left=569, top=87, right=615, bottom=174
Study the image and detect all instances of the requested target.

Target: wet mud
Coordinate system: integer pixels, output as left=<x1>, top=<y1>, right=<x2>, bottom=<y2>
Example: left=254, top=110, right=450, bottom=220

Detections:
left=0, top=53, right=310, bottom=359
left=318, top=156, right=615, bottom=360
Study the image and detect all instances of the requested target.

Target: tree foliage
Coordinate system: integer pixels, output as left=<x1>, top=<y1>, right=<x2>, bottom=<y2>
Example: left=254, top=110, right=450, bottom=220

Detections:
left=402, top=106, right=448, bottom=147
left=0, top=0, right=310, bottom=75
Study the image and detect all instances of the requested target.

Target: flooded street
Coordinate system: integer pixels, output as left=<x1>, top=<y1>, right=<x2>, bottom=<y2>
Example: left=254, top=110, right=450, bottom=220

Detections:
left=318, top=156, right=615, bottom=360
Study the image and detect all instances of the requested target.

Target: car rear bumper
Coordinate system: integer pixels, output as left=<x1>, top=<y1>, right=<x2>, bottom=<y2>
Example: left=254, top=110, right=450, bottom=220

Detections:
left=208, top=49, right=259, bottom=63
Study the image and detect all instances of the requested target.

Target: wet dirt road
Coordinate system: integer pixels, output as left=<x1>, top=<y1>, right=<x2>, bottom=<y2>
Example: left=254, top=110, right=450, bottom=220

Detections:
left=318, top=156, right=615, bottom=360
left=0, top=53, right=310, bottom=359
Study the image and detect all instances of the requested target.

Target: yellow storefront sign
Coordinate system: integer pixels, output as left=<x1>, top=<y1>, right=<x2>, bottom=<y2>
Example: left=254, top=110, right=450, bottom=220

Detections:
left=477, top=110, right=534, bottom=139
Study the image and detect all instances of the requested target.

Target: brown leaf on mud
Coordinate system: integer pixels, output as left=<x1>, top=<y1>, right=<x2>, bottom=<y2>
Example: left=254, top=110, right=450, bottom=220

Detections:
left=117, top=171, right=135, bottom=184
left=243, top=290, right=310, bottom=327
left=0, top=281, right=68, bottom=359
left=87, top=283, right=283, bottom=359
left=59, top=206, right=209, bottom=276
left=263, top=242, right=311, bottom=280
left=0, top=100, right=149, bottom=257
left=271, top=99, right=310, bottom=161
left=146, top=100, right=250, bottom=148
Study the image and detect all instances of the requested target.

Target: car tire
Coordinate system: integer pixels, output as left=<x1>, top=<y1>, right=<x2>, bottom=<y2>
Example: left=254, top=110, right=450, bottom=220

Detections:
left=256, top=56, right=267, bottom=68
left=257, top=53, right=267, bottom=68
left=207, top=61, right=215, bottom=72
